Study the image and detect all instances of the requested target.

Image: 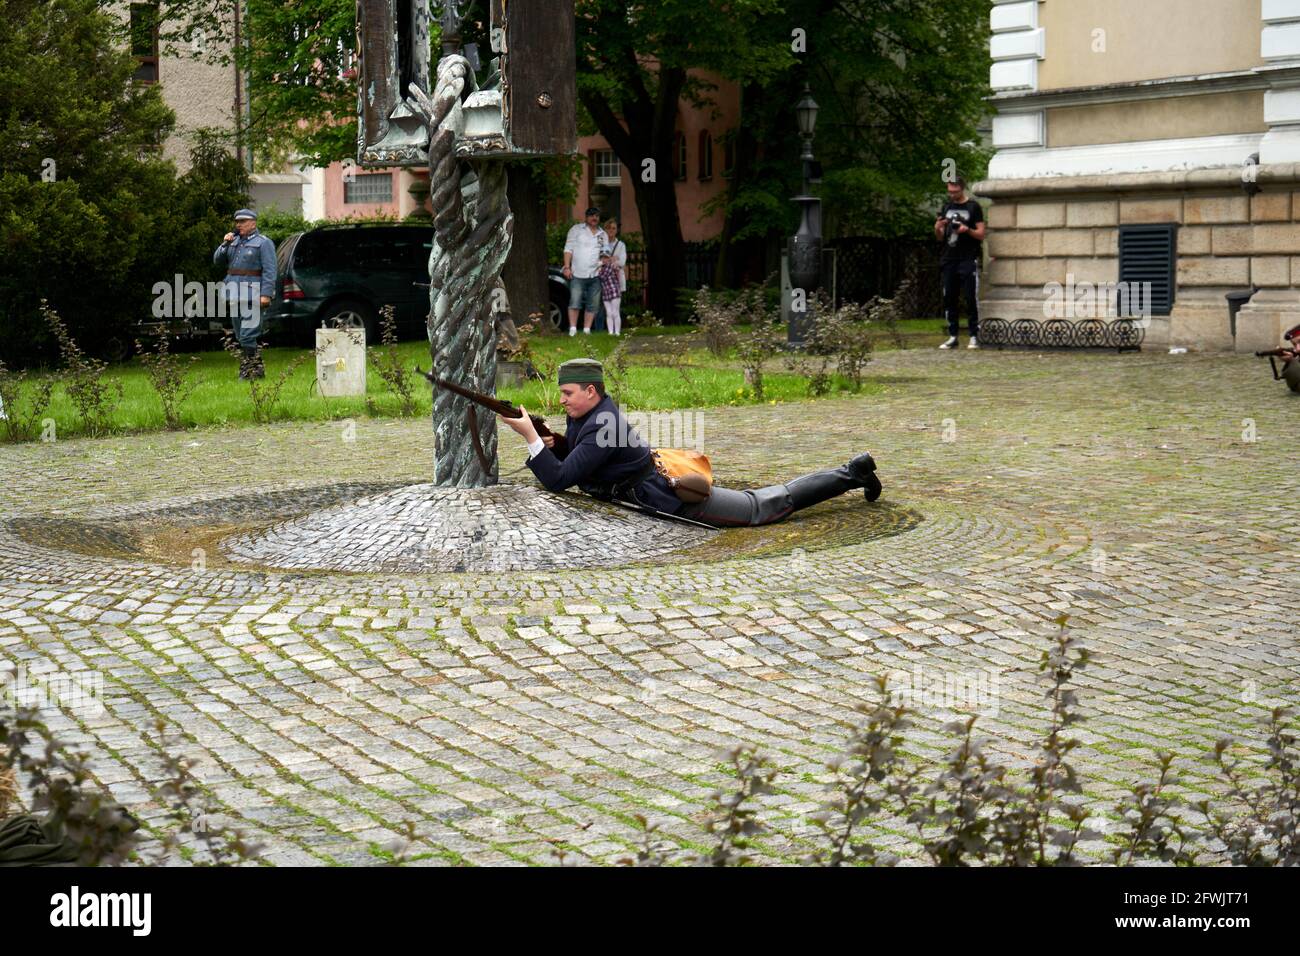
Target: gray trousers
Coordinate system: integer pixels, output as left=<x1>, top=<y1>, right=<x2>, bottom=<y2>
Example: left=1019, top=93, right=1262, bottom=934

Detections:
left=680, top=483, right=794, bottom=527
left=225, top=282, right=264, bottom=349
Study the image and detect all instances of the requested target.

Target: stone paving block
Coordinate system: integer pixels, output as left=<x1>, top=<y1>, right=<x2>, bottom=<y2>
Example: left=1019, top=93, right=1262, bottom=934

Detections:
left=2, top=349, right=1296, bottom=866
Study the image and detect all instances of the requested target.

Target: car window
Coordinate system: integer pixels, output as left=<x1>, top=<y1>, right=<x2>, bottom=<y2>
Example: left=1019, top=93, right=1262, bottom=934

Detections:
left=350, top=234, right=395, bottom=269
left=275, top=233, right=301, bottom=273
left=403, top=232, right=433, bottom=269
left=290, top=228, right=433, bottom=271
left=351, top=230, right=432, bottom=270
left=292, top=231, right=348, bottom=270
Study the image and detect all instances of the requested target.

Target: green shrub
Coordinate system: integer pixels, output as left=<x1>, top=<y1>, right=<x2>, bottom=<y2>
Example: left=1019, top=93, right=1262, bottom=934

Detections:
left=135, top=335, right=199, bottom=430
left=247, top=206, right=313, bottom=246
left=0, top=0, right=179, bottom=367
left=44, top=301, right=122, bottom=437
left=0, top=360, right=56, bottom=443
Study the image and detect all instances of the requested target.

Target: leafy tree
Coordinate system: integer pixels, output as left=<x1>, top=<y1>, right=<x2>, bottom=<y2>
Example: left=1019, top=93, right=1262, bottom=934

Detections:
left=0, top=0, right=178, bottom=365
left=167, top=128, right=252, bottom=285
left=712, top=0, right=993, bottom=285
left=575, top=0, right=793, bottom=322
left=240, top=0, right=357, bottom=169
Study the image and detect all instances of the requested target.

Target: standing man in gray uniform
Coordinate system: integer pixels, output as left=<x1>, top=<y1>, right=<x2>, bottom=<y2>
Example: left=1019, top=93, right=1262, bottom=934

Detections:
left=214, top=208, right=276, bottom=379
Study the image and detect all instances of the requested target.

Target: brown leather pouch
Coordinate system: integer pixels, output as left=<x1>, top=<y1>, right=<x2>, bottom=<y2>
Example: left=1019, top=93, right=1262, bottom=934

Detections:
left=652, top=449, right=713, bottom=504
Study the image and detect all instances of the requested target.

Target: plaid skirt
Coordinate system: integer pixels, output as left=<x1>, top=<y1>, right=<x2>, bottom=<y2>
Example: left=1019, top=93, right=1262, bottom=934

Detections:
left=599, top=263, right=621, bottom=301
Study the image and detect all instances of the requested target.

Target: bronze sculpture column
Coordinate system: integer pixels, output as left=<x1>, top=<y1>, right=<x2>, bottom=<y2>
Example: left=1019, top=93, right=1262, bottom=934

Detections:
left=356, top=0, right=575, bottom=487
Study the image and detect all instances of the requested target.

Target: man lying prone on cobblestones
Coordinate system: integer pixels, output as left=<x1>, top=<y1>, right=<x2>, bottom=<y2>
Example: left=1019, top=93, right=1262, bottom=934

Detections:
left=497, top=358, right=883, bottom=526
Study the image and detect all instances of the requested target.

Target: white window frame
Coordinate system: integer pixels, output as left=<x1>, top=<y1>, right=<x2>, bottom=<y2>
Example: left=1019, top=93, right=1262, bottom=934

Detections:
left=593, top=149, right=621, bottom=185
left=344, top=172, right=394, bottom=204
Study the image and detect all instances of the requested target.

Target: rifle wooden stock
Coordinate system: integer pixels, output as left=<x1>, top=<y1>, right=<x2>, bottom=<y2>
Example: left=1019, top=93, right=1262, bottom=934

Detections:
left=414, top=366, right=568, bottom=456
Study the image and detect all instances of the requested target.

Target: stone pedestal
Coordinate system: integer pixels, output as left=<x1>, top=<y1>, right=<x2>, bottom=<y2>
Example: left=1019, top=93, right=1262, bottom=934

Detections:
left=495, top=360, right=527, bottom=389
left=1234, top=287, right=1299, bottom=353
left=315, top=328, right=367, bottom=397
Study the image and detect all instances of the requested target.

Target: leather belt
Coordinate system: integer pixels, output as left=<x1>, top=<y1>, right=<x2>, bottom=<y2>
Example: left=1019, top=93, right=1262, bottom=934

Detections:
left=227, top=269, right=262, bottom=276
left=611, top=457, right=657, bottom=498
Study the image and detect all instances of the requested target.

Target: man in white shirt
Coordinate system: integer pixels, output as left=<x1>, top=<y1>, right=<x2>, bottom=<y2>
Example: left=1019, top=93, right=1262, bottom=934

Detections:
left=562, top=206, right=610, bottom=336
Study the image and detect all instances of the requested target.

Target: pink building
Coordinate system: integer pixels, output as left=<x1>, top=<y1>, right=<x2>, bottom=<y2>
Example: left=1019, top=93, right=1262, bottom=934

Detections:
left=560, top=73, right=741, bottom=240
left=305, top=162, right=430, bottom=221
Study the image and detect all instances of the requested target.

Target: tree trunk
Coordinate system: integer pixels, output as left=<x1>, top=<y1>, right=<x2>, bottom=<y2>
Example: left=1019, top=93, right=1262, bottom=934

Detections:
left=635, top=171, right=687, bottom=324
left=502, top=164, right=553, bottom=334
left=714, top=82, right=762, bottom=289
left=580, top=67, right=689, bottom=323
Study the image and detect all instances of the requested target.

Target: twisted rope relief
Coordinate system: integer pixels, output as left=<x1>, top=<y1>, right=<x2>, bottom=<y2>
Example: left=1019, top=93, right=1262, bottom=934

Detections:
left=413, top=55, right=514, bottom=487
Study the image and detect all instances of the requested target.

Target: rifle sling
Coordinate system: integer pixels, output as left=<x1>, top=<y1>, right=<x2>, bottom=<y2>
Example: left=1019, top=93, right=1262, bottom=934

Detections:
left=466, top=405, right=495, bottom=478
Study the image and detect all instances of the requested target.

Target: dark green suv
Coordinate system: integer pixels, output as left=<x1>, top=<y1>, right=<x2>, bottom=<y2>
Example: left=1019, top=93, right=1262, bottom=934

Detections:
left=265, top=224, right=434, bottom=344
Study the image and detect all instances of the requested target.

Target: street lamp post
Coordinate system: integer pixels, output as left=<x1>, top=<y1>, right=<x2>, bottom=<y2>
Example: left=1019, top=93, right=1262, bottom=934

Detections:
left=786, top=85, right=821, bottom=347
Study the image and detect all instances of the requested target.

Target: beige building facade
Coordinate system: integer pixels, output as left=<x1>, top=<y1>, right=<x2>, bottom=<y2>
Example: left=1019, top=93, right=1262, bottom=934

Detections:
left=978, top=0, right=1300, bottom=351
left=113, top=1, right=240, bottom=173
left=116, top=1, right=312, bottom=211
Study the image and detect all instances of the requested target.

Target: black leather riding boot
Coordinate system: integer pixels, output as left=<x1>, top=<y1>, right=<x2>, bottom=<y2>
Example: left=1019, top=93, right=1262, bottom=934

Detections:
left=238, top=346, right=254, bottom=380
left=248, top=346, right=265, bottom=379
left=785, top=452, right=882, bottom=513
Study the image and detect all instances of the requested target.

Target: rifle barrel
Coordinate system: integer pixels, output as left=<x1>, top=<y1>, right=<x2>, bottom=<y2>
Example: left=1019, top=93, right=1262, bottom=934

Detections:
left=413, top=368, right=561, bottom=443
left=414, top=367, right=523, bottom=418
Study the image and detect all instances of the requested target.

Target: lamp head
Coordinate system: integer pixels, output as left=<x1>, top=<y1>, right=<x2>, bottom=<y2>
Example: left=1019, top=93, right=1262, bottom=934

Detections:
left=795, top=84, right=819, bottom=137
left=439, top=1, right=463, bottom=55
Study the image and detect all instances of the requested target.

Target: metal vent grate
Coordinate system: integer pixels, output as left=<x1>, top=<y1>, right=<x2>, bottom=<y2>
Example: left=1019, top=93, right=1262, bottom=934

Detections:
left=1118, top=223, right=1177, bottom=317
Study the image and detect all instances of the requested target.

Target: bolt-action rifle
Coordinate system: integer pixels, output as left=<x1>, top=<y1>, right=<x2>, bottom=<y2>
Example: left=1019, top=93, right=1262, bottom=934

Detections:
left=414, top=367, right=568, bottom=458
left=1256, top=323, right=1300, bottom=390
left=1255, top=348, right=1298, bottom=381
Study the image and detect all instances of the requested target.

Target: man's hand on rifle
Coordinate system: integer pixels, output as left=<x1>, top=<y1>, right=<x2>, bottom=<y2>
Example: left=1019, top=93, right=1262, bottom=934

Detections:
left=498, top=405, right=540, bottom=444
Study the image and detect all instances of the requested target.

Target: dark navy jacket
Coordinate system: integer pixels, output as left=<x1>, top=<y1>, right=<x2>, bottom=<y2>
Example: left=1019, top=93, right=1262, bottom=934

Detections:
left=526, top=395, right=683, bottom=515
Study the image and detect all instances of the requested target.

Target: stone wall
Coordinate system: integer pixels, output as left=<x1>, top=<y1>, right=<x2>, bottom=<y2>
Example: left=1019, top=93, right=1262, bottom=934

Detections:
left=976, top=172, right=1300, bottom=352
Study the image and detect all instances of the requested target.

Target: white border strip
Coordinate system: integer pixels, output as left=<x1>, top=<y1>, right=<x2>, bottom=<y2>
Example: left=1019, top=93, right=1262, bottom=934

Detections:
left=988, top=132, right=1266, bottom=179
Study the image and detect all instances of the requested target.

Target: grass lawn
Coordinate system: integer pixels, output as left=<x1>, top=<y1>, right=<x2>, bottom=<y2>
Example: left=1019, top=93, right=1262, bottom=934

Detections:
left=3, top=320, right=947, bottom=443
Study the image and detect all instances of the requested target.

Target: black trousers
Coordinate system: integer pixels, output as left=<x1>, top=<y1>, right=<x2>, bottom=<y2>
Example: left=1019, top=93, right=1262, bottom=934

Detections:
left=941, top=259, right=980, bottom=337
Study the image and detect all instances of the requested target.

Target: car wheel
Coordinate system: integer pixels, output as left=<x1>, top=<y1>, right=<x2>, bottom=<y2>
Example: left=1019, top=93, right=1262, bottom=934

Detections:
left=548, top=295, right=567, bottom=332
left=321, top=299, right=377, bottom=344
left=101, top=336, right=132, bottom=363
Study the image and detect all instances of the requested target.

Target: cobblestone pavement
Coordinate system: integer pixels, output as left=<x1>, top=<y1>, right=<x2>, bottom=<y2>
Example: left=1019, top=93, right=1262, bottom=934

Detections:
left=1, top=348, right=1297, bottom=865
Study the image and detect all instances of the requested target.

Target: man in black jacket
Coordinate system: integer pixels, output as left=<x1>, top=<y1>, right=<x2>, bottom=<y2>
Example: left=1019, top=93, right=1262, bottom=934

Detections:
left=934, top=175, right=986, bottom=350
left=498, top=358, right=882, bottom=527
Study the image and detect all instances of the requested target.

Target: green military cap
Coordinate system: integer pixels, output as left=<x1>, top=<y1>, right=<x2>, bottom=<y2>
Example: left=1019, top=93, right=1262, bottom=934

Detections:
left=557, top=357, right=604, bottom=385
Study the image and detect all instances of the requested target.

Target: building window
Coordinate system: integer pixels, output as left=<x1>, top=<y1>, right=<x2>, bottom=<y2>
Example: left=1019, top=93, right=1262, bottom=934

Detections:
left=697, top=131, right=713, bottom=181
left=722, top=131, right=736, bottom=178
left=344, top=172, right=394, bottom=204
left=593, top=149, right=621, bottom=185
left=672, top=132, right=687, bottom=181
left=130, top=3, right=160, bottom=84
